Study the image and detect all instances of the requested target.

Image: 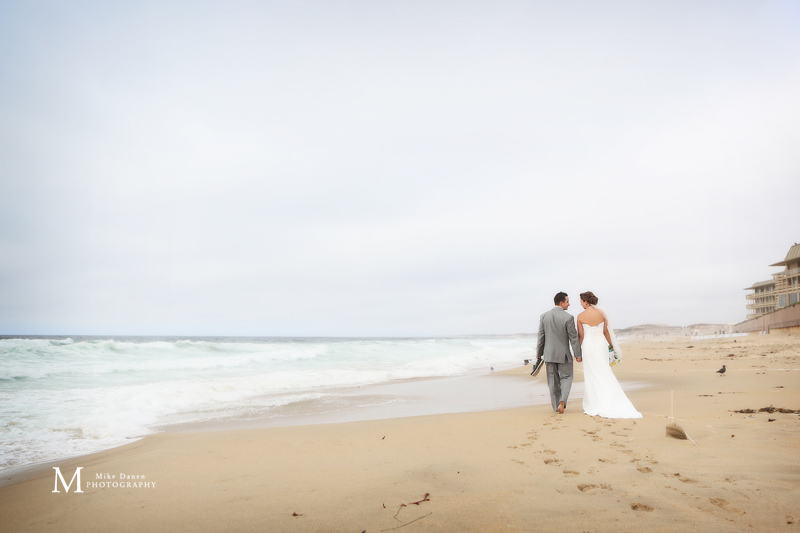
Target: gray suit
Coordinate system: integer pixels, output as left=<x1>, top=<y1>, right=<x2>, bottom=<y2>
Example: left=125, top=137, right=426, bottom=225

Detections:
left=537, top=307, right=582, bottom=412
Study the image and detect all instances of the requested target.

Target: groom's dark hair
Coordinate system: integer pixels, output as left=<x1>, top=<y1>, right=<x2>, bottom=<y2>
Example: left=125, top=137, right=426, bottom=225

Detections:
left=554, top=292, right=568, bottom=305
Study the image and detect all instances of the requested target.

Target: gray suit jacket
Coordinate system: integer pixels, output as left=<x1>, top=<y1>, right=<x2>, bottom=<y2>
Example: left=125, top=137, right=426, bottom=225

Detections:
left=537, top=307, right=582, bottom=363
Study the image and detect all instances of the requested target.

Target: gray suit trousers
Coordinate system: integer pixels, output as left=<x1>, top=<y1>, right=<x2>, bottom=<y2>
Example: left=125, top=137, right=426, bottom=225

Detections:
left=545, top=361, right=573, bottom=412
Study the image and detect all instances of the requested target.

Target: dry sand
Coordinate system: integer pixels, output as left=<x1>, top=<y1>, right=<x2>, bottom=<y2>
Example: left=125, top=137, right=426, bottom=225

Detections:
left=1, top=333, right=798, bottom=532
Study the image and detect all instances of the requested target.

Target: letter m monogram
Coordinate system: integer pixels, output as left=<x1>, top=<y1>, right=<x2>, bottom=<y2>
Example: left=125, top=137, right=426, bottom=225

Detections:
left=52, top=467, right=83, bottom=493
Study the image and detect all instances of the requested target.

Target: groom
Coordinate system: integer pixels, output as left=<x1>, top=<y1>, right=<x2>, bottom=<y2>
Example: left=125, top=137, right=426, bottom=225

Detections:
left=537, top=292, right=582, bottom=414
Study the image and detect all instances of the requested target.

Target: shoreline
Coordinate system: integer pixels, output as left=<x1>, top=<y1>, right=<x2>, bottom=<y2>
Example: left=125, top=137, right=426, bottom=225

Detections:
left=2, top=333, right=798, bottom=532
left=0, top=335, right=539, bottom=473
left=0, top=362, right=652, bottom=480
left=0, top=369, right=549, bottom=480
left=154, top=369, right=554, bottom=434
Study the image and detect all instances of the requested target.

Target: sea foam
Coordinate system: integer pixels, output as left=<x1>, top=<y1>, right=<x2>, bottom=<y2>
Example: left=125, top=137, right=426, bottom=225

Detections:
left=0, top=336, right=535, bottom=470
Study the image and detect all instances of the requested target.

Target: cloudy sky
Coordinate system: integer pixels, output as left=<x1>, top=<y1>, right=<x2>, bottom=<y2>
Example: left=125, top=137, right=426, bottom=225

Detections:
left=1, top=1, right=798, bottom=336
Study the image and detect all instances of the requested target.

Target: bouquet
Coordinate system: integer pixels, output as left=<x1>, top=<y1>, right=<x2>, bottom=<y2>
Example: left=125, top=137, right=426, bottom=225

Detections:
left=608, top=344, right=621, bottom=367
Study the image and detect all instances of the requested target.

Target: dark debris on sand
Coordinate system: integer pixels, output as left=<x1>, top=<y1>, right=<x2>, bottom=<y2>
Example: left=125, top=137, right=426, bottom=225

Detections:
left=732, top=407, right=800, bottom=414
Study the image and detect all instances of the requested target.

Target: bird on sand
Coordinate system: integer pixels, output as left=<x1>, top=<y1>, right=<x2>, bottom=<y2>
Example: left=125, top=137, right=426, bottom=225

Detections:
left=717, top=364, right=726, bottom=376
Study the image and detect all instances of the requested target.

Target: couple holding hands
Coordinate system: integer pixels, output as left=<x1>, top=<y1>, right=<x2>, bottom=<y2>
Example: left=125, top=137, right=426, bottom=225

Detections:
left=536, top=291, right=641, bottom=419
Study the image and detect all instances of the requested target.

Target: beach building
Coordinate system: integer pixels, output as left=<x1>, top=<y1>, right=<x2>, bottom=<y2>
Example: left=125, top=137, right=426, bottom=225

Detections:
left=745, top=280, right=776, bottom=319
left=744, top=243, right=800, bottom=320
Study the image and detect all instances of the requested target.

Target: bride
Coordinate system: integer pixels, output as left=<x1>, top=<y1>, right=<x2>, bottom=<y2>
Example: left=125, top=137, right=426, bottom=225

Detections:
left=577, top=292, right=642, bottom=419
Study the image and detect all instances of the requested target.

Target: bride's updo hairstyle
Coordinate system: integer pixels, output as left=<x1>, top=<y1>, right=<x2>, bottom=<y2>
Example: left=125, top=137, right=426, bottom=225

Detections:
left=580, top=291, right=599, bottom=305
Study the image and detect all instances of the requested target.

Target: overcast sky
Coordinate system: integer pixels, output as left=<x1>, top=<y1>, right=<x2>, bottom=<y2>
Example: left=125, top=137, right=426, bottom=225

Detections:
left=1, top=1, right=798, bottom=336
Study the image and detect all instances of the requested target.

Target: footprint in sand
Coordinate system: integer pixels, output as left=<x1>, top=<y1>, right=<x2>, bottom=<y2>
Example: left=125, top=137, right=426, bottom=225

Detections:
left=581, top=430, right=602, bottom=442
left=630, top=503, right=654, bottom=512
left=709, top=498, right=741, bottom=513
left=637, top=466, right=653, bottom=474
left=578, top=483, right=611, bottom=493
left=611, top=445, right=633, bottom=455
left=510, top=431, right=539, bottom=449
left=544, top=458, right=562, bottom=465
left=563, top=470, right=580, bottom=476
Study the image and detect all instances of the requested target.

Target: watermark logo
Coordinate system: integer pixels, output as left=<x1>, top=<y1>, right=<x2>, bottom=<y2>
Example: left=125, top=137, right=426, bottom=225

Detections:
left=86, top=472, right=157, bottom=489
left=52, top=468, right=157, bottom=493
left=52, top=467, right=83, bottom=493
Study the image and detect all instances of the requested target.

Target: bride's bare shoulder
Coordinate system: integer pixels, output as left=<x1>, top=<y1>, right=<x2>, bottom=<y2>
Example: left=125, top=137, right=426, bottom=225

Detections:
left=581, top=307, right=605, bottom=326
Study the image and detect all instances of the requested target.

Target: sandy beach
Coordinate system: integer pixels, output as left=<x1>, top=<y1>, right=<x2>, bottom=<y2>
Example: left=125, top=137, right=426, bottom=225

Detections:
left=1, top=333, right=798, bottom=532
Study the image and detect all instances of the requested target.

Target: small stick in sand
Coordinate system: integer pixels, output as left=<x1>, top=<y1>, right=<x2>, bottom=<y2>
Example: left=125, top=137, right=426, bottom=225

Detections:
left=667, top=390, right=697, bottom=445
left=392, top=493, right=431, bottom=519
left=385, top=494, right=433, bottom=531
left=381, top=513, right=433, bottom=531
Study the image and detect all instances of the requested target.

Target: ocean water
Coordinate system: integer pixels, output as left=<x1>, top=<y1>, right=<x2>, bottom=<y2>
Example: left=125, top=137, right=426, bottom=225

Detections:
left=0, top=335, right=537, bottom=471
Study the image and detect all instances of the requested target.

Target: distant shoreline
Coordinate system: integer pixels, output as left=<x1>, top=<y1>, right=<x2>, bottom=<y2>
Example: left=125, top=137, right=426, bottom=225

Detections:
left=0, top=334, right=537, bottom=341
left=1, top=325, right=741, bottom=342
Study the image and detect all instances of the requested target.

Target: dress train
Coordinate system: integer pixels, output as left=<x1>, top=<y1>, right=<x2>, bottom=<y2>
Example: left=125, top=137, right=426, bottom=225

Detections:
left=581, top=323, right=642, bottom=419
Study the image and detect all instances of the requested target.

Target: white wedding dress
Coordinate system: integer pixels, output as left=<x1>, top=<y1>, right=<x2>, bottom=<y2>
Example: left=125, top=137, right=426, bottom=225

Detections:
left=581, top=322, right=642, bottom=419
